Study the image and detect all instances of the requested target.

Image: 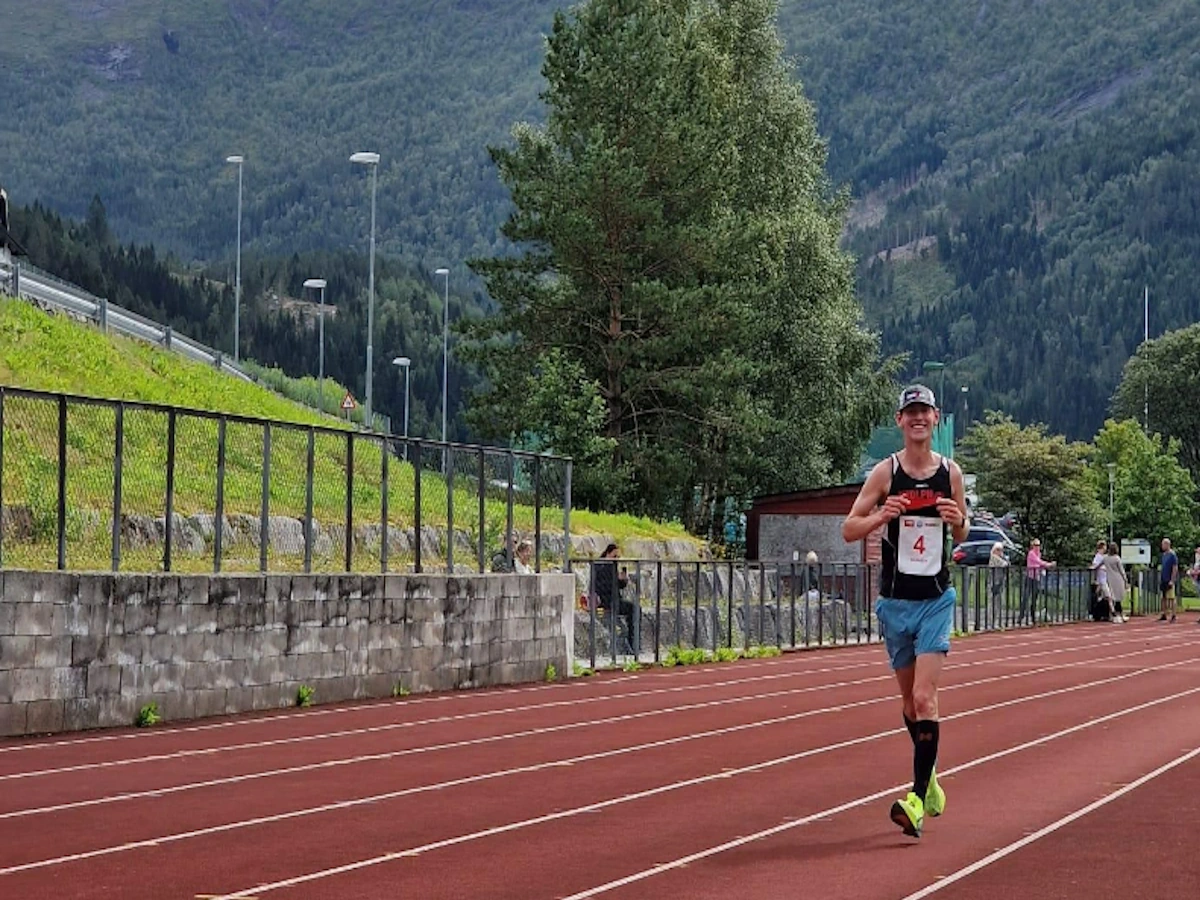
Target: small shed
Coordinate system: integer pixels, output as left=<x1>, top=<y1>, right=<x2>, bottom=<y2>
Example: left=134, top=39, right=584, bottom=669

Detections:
left=746, top=483, right=883, bottom=567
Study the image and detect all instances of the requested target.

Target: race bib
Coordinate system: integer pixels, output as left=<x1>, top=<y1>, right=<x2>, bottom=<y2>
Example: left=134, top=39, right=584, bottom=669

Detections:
left=897, top=516, right=943, bottom=576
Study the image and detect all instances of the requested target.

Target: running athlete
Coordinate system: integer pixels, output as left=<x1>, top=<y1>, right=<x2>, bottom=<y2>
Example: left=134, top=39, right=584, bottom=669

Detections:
left=842, top=384, right=969, bottom=838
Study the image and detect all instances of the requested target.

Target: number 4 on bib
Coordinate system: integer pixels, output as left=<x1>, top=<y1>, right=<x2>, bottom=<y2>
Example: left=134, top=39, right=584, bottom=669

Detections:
left=897, top=517, right=943, bottom=576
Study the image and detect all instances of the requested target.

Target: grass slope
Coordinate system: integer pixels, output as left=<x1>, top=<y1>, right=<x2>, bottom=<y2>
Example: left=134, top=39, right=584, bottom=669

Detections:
left=0, top=298, right=694, bottom=572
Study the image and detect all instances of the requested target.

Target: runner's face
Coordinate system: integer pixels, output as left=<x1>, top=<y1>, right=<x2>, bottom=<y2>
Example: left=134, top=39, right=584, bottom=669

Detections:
left=896, top=403, right=938, bottom=440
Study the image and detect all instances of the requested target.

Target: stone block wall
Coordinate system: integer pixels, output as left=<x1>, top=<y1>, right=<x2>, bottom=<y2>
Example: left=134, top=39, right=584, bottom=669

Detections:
left=0, top=570, right=574, bottom=737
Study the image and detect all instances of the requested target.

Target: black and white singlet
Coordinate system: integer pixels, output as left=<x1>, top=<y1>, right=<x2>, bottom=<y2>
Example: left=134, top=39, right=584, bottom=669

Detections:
left=880, top=453, right=952, bottom=600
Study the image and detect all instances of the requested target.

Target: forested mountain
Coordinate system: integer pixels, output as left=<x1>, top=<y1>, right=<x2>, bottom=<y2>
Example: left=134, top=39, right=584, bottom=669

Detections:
left=3, top=0, right=1200, bottom=438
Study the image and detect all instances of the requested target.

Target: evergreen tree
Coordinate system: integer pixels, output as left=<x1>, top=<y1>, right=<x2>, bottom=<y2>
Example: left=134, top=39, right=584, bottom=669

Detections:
left=465, top=0, right=894, bottom=531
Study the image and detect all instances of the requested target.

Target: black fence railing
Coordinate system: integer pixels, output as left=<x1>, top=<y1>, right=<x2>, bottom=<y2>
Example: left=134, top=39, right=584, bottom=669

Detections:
left=571, top=559, right=1125, bottom=668
left=0, top=385, right=572, bottom=574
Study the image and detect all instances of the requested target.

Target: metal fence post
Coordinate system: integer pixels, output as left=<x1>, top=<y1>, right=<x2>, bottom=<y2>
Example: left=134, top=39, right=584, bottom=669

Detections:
left=477, top=447, right=485, bottom=573
left=533, top=455, right=542, bottom=573
left=98, top=297, right=107, bottom=331
left=304, top=428, right=314, bottom=574
left=57, top=395, right=67, bottom=570
left=259, top=422, right=270, bottom=573
left=111, top=403, right=123, bottom=571
left=0, top=390, right=4, bottom=568
left=214, top=417, right=226, bottom=572
left=344, top=432, right=354, bottom=573
left=446, top=445, right=454, bottom=572
left=562, top=461, right=572, bottom=573
left=654, top=560, right=663, bottom=665
left=164, top=409, right=176, bottom=572
left=381, top=437, right=390, bottom=573
left=413, top=442, right=423, bottom=573
left=505, top=450, right=515, bottom=571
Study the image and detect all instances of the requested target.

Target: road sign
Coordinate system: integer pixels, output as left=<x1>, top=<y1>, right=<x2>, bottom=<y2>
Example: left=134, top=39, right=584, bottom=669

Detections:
left=340, top=391, right=356, bottom=411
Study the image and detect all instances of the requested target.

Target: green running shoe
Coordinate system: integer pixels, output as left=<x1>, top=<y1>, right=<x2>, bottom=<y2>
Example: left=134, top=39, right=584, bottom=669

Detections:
left=890, top=791, right=924, bottom=838
left=925, top=769, right=945, bottom=817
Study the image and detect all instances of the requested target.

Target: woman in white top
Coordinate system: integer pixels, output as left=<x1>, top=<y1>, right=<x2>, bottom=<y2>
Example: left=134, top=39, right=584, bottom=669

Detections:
left=513, top=539, right=535, bottom=575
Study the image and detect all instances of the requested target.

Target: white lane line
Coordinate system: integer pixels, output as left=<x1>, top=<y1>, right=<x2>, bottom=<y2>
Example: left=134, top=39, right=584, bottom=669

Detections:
left=3, top=651, right=1195, bottom=878
left=0, top=633, right=1157, bottom=783
left=6, top=639, right=1173, bottom=820
left=899, top=746, right=1200, bottom=899
left=0, top=627, right=1118, bottom=756
left=556, top=694, right=1200, bottom=900
left=203, top=682, right=1200, bottom=900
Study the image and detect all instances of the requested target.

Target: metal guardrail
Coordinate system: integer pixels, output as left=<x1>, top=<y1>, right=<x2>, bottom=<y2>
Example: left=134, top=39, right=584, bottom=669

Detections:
left=0, top=385, right=573, bottom=576
left=0, top=258, right=252, bottom=383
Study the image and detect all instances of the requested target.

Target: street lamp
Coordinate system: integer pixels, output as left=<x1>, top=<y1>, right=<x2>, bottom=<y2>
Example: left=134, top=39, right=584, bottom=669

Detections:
left=351, top=151, right=380, bottom=427
left=921, top=360, right=946, bottom=447
left=392, top=356, right=411, bottom=460
left=435, top=267, right=450, bottom=448
left=960, top=385, right=969, bottom=442
left=225, top=155, right=244, bottom=362
left=303, top=278, right=327, bottom=410
left=1107, top=463, right=1117, bottom=543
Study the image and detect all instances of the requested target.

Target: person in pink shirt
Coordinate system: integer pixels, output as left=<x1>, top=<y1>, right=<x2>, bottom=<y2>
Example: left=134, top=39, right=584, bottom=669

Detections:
left=1021, top=538, right=1055, bottom=624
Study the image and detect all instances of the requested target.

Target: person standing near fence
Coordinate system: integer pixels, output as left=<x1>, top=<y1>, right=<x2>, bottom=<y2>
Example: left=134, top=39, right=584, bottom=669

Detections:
left=1103, top=542, right=1127, bottom=622
left=988, top=542, right=1009, bottom=626
left=1090, top=539, right=1120, bottom=622
left=1158, top=538, right=1179, bottom=623
left=1022, top=538, right=1054, bottom=625
left=842, top=384, right=968, bottom=839
left=590, top=543, right=635, bottom=653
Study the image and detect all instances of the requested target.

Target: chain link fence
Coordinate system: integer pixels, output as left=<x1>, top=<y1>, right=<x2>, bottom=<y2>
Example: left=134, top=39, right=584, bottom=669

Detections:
left=0, top=386, right=572, bottom=575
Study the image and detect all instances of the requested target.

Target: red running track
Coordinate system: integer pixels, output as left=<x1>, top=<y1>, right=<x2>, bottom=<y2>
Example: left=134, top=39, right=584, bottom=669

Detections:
left=1, top=620, right=1198, bottom=899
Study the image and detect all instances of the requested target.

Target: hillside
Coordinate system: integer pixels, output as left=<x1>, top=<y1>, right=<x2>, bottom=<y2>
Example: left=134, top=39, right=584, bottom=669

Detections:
left=3, top=0, right=1200, bottom=438
left=0, top=296, right=694, bottom=572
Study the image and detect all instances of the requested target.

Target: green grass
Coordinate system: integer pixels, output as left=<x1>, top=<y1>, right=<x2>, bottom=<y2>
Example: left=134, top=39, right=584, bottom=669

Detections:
left=0, top=298, right=698, bottom=571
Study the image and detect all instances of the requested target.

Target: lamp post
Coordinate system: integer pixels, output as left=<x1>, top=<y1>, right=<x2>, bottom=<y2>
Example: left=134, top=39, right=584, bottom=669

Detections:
left=1107, top=463, right=1116, bottom=543
left=392, top=356, right=411, bottom=460
left=960, top=385, right=969, bottom=443
left=303, top=278, right=327, bottom=410
left=225, top=155, right=244, bottom=362
left=435, top=267, right=450, bottom=448
left=351, top=151, right=380, bottom=427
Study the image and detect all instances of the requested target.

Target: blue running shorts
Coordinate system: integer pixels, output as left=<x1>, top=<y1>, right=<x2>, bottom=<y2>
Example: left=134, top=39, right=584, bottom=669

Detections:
left=875, top=587, right=956, bottom=671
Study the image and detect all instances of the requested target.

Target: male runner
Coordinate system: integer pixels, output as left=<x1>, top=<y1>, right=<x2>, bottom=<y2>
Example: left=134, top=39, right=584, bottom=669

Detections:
left=842, top=384, right=969, bottom=838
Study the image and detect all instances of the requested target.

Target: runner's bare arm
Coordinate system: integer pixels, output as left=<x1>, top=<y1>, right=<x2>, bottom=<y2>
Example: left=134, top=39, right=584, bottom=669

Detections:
left=842, top=461, right=908, bottom=543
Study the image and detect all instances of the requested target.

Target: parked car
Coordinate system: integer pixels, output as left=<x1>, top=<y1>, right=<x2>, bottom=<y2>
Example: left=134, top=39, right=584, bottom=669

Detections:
left=952, top=525, right=1023, bottom=566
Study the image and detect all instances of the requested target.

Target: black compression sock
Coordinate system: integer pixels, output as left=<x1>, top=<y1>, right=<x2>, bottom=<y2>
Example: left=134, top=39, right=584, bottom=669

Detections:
left=913, top=719, right=940, bottom=799
left=904, top=713, right=920, bottom=745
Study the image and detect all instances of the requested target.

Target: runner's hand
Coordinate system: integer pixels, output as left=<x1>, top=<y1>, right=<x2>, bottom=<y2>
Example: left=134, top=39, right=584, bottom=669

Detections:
left=935, top=497, right=964, bottom=528
left=878, top=494, right=909, bottom=522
